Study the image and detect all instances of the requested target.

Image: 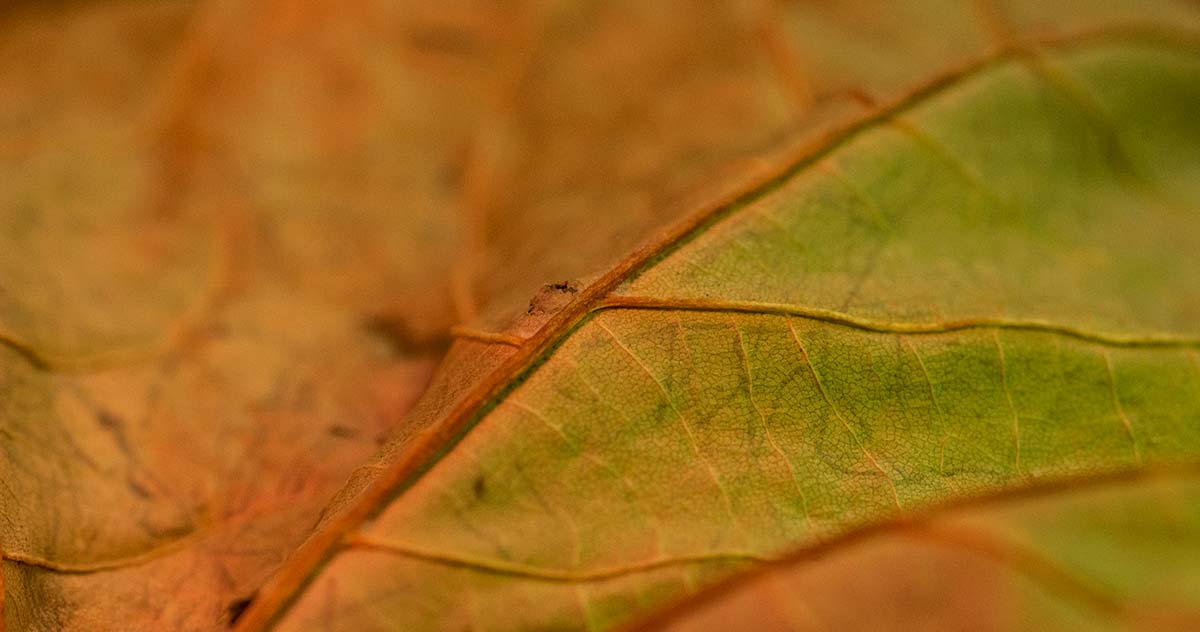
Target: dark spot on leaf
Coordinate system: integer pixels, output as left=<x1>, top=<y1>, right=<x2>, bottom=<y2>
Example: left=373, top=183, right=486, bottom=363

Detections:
left=139, top=519, right=193, bottom=541
left=96, top=410, right=122, bottom=430
left=406, top=25, right=483, bottom=56
left=526, top=280, right=581, bottom=315
left=473, top=475, right=486, bottom=499
left=126, top=476, right=152, bottom=499
left=327, top=424, right=359, bottom=439
left=226, top=594, right=255, bottom=626
left=361, top=313, right=448, bottom=357
left=96, top=410, right=134, bottom=458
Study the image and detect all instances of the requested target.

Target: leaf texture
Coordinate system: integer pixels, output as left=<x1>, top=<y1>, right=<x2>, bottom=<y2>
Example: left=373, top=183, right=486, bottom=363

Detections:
left=235, top=15, right=1200, bottom=632
left=634, top=467, right=1200, bottom=631
left=4, top=1, right=1200, bottom=631
left=0, top=1, right=463, bottom=628
left=0, top=0, right=913, bottom=628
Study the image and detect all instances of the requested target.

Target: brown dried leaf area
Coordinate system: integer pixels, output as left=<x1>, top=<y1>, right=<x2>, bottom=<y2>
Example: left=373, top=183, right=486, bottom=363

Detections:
left=2, top=0, right=1200, bottom=630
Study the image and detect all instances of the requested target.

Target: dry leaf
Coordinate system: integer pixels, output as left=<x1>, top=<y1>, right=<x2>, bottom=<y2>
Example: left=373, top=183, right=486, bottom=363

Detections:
left=3, top=1, right=1200, bottom=631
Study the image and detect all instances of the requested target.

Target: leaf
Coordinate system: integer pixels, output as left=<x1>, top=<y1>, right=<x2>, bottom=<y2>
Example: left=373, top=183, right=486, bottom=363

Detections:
left=631, top=466, right=1200, bottom=631
left=0, top=1, right=469, bottom=628
left=232, top=10, right=1200, bottom=632
left=6, top=1, right=1200, bottom=630
left=434, top=0, right=806, bottom=327
left=0, top=0, right=835, bottom=629
left=0, top=1, right=218, bottom=370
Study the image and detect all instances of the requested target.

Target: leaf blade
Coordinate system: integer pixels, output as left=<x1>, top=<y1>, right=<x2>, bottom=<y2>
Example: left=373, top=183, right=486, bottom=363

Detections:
left=251, top=33, right=1200, bottom=632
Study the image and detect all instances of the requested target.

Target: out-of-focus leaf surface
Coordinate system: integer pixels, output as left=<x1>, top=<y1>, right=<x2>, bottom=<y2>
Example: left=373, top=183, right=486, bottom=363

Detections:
left=0, top=1, right=216, bottom=369
left=0, top=0, right=480, bottom=629
left=458, top=0, right=800, bottom=326
left=258, top=29, right=1200, bottom=632
left=638, top=470, right=1200, bottom=631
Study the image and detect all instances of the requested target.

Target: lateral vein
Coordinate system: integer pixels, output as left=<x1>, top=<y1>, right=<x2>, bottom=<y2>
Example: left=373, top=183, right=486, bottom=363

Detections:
left=342, top=534, right=772, bottom=583
left=598, top=296, right=1200, bottom=349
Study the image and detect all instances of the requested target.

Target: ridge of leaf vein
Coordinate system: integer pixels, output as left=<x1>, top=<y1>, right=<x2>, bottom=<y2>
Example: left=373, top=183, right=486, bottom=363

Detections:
left=342, top=534, right=771, bottom=582
left=598, top=296, right=1200, bottom=349
left=992, top=332, right=1024, bottom=477
left=1102, top=352, right=1142, bottom=464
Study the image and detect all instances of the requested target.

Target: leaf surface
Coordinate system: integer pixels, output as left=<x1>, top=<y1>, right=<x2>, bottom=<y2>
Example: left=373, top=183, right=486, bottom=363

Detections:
left=634, top=467, right=1200, bottom=631
left=0, top=0, right=854, bottom=628
left=236, top=9, right=1200, bottom=632
left=6, top=2, right=1200, bottom=631
left=0, top=1, right=474, bottom=628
